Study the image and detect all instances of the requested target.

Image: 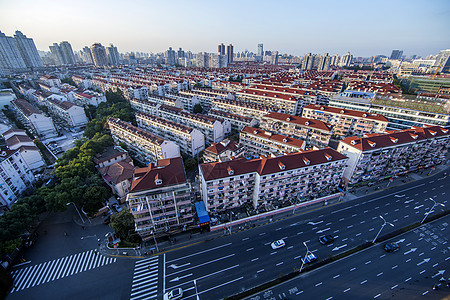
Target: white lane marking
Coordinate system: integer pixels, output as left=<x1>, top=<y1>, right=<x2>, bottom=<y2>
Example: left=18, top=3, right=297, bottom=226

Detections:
left=297, top=232, right=303, bottom=235
left=432, top=263, right=438, bottom=267
left=296, top=290, right=303, bottom=295
left=251, top=258, right=259, bottom=262
left=257, top=269, right=264, bottom=273
left=259, top=233, right=266, bottom=236
left=344, top=288, right=350, bottom=293
left=391, top=284, right=398, bottom=290
left=405, top=277, right=411, bottom=282
left=372, top=216, right=378, bottom=220
left=365, top=261, right=371, bottom=265
left=168, top=253, right=235, bottom=276
left=392, top=265, right=398, bottom=269
left=276, top=228, right=283, bottom=231
left=350, top=267, right=356, bottom=271
left=347, top=225, right=353, bottom=229
left=247, top=248, right=254, bottom=251
left=288, top=246, right=294, bottom=250
left=333, top=230, right=340, bottom=233
left=377, top=272, right=383, bottom=277
left=369, top=228, right=374, bottom=231
left=167, top=242, right=232, bottom=263
left=242, top=237, right=249, bottom=241
left=352, top=214, right=357, bottom=217
left=361, top=280, right=367, bottom=285
left=326, top=222, right=332, bottom=226
left=342, top=238, right=348, bottom=242
left=315, top=282, right=322, bottom=287
left=356, top=233, right=362, bottom=236
left=276, top=262, right=283, bottom=266
left=333, top=274, right=340, bottom=279
left=380, top=254, right=386, bottom=258
left=420, top=270, right=426, bottom=274
left=270, top=252, right=277, bottom=255
left=339, top=218, right=345, bottom=221
left=374, top=293, right=381, bottom=298
left=360, top=221, right=365, bottom=224
left=196, top=276, right=244, bottom=296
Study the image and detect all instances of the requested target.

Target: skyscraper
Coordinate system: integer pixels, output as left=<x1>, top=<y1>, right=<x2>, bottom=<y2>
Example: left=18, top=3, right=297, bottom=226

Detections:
left=339, top=52, right=353, bottom=67
left=227, top=44, right=233, bottom=64
left=90, top=43, right=108, bottom=67
left=81, top=46, right=94, bottom=64
left=271, top=51, right=278, bottom=65
left=301, top=53, right=314, bottom=70
left=218, top=43, right=225, bottom=55
left=433, top=49, right=450, bottom=73
left=59, top=41, right=76, bottom=65
left=106, top=44, right=120, bottom=66
left=13, top=31, right=43, bottom=69
left=317, top=53, right=331, bottom=71
left=257, top=43, right=264, bottom=61
left=165, top=47, right=176, bottom=65
left=177, top=47, right=185, bottom=59
left=0, top=30, right=38, bottom=74
left=49, top=43, right=64, bottom=65
left=390, top=50, right=403, bottom=60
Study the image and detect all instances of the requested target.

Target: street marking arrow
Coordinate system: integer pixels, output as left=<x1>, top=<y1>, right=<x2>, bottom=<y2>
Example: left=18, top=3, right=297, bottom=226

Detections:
left=307, top=221, right=323, bottom=226
left=168, top=263, right=191, bottom=269
left=432, top=270, right=446, bottom=278
left=417, top=258, right=431, bottom=266
left=169, top=273, right=193, bottom=282
left=396, top=239, right=406, bottom=244
left=332, top=244, right=348, bottom=251
left=403, top=248, right=417, bottom=255
left=316, top=228, right=331, bottom=234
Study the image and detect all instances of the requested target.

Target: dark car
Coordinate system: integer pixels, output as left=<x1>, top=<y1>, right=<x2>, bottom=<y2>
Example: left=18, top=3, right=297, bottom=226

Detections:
left=383, top=242, right=399, bottom=252
left=319, top=235, right=335, bottom=245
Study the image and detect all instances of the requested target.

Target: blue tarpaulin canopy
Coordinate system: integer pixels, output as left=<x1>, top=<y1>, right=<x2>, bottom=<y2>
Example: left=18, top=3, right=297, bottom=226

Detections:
left=195, top=201, right=210, bottom=225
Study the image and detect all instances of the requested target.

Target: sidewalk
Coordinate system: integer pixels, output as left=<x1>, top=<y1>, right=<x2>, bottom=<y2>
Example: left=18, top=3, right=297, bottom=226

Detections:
left=95, top=164, right=450, bottom=258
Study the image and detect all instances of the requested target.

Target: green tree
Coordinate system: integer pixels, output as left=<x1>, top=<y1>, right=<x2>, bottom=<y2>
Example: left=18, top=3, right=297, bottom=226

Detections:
left=110, top=209, right=140, bottom=243
left=192, top=103, right=203, bottom=114
left=83, top=186, right=110, bottom=217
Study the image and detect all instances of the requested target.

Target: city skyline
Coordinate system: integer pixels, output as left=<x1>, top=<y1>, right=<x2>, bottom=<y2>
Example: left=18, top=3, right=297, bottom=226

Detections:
left=0, top=0, right=449, bottom=58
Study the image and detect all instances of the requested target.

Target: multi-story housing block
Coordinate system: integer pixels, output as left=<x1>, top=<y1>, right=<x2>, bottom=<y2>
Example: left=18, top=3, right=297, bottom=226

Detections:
left=211, top=98, right=276, bottom=121
left=240, top=126, right=305, bottom=158
left=0, top=149, right=36, bottom=211
left=11, top=99, right=57, bottom=138
left=74, top=91, right=106, bottom=107
left=165, top=92, right=200, bottom=112
left=107, top=118, right=180, bottom=165
left=72, top=75, right=91, bottom=89
left=203, top=139, right=244, bottom=163
left=148, top=94, right=184, bottom=109
left=302, top=104, right=388, bottom=138
left=260, top=112, right=333, bottom=148
left=199, top=148, right=347, bottom=212
left=126, top=157, right=194, bottom=239
left=130, top=98, right=159, bottom=115
left=208, top=109, right=258, bottom=132
left=136, top=112, right=205, bottom=157
left=178, top=89, right=229, bottom=112
left=237, top=89, right=300, bottom=115
left=153, top=105, right=229, bottom=145
left=3, top=129, right=45, bottom=172
left=338, top=126, right=450, bottom=186
left=44, top=99, right=88, bottom=130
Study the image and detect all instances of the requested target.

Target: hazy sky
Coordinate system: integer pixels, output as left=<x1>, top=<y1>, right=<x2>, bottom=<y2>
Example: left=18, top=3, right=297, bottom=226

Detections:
left=0, top=0, right=449, bottom=57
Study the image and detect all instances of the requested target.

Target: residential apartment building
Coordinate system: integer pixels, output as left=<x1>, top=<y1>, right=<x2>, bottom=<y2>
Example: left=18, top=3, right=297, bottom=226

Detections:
left=165, top=92, right=200, bottom=112
left=203, top=139, right=244, bottom=163
left=0, top=149, right=36, bottom=211
left=152, top=105, right=229, bottom=145
left=136, top=111, right=205, bottom=157
left=211, top=98, right=276, bottom=121
left=44, top=99, right=88, bottom=130
left=178, top=89, right=229, bottom=112
left=3, top=129, right=45, bottom=172
left=338, top=126, right=450, bottom=187
left=260, top=112, right=333, bottom=148
left=208, top=109, right=258, bottom=132
left=74, top=91, right=106, bottom=107
left=126, top=157, right=194, bottom=239
left=11, top=99, right=57, bottom=139
left=149, top=94, right=184, bottom=109
left=240, top=126, right=305, bottom=158
left=107, top=118, right=180, bottom=165
left=130, top=98, right=159, bottom=115
left=237, top=89, right=300, bottom=115
left=302, top=104, right=388, bottom=138
left=199, top=148, right=347, bottom=212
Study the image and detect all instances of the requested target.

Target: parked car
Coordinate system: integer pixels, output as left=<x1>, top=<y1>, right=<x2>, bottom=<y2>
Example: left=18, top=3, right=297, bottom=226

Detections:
left=383, top=242, right=399, bottom=253
left=319, top=235, right=335, bottom=245
left=271, top=239, right=286, bottom=250
left=301, top=253, right=318, bottom=264
left=164, top=288, right=183, bottom=300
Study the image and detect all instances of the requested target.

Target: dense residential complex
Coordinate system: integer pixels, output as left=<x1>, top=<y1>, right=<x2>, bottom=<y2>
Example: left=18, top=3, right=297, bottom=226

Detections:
left=302, top=104, right=389, bottom=138
left=199, top=148, right=347, bottom=212
left=240, top=126, right=305, bottom=158
left=338, top=125, right=450, bottom=186
left=203, top=139, right=244, bottom=163
left=43, top=99, right=88, bottom=130
left=136, top=111, right=205, bottom=156
left=260, top=112, right=333, bottom=148
left=211, top=98, right=277, bottom=121
left=126, top=157, right=194, bottom=239
left=107, top=118, right=180, bottom=164
left=236, top=89, right=300, bottom=115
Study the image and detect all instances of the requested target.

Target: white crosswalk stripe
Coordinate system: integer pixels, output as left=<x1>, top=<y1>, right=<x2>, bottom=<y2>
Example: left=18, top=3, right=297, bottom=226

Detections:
left=130, top=256, right=159, bottom=300
left=10, top=250, right=117, bottom=293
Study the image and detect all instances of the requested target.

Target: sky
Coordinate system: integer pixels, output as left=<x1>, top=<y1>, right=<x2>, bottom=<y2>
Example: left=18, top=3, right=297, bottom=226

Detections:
left=0, top=0, right=449, bottom=58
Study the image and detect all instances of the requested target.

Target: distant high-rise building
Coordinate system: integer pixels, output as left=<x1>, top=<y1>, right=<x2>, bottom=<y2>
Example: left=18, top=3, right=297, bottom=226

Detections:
left=257, top=43, right=264, bottom=61
left=271, top=51, right=278, bottom=65
left=0, top=30, right=38, bottom=74
left=390, top=50, right=403, bottom=60
left=318, top=53, right=331, bottom=71
left=13, top=31, right=43, bottom=69
left=59, top=41, right=76, bottom=65
left=218, top=43, right=225, bottom=55
left=301, top=53, right=315, bottom=70
left=106, top=44, right=120, bottom=66
left=330, top=54, right=340, bottom=67
left=227, top=44, right=233, bottom=64
left=49, top=43, right=64, bottom=65
left=339, top=52, right=353, bottom=67
left=90, top=43, right=108, bottom=67
left=81, top=46, right=94, bottom=64
left=433, top=49, right=450, bottom=74
left=177, top=47, right=185, bottom=58
left=165, top=47, right=176, bottom=65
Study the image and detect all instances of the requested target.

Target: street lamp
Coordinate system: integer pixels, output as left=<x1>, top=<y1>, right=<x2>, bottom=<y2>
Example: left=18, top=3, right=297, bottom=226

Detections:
left=66, top=202, right=85, bottom=224
left=193, top=279, right=200, bottom=300
left=372, top=215, right=394, bottom=243
left=299, top=241, right=310, bottom=273
left=421, top=198, right=445, bottom=224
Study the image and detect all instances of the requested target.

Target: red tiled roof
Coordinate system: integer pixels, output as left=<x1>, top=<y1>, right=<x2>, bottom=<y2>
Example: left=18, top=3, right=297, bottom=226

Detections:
left=205, top=139, right=239, bottom=155
left=241, top=126, right=304, bottom=148
left=304, top=104, right=388, bottom=122
left=263, top=112, right=333, bottom=132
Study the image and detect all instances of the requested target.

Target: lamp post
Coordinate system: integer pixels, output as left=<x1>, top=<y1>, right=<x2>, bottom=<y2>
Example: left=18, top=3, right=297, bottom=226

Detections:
left=66, top=202, right=85, bottom=224
left=372, top=215, right=394, bottom=243
left=299, top=241, right=310, bottom=273
left=421, top=198, right=445, bottom=224
left=193, top=279, right=200, bottom=300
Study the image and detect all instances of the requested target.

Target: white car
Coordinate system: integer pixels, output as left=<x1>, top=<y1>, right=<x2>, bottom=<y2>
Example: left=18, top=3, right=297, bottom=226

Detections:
left=164, top=288, right=183, bottom=300
left=271, top=239, right=286, bottom=249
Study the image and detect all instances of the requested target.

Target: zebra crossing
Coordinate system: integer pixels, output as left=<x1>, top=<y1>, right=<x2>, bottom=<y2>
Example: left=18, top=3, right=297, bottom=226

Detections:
left=10, top=250, right=116, bottom=293
left=130, top=256, right=159, bottom=300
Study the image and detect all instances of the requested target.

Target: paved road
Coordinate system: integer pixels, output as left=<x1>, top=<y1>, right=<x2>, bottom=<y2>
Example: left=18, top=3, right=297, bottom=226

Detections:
left=160, top=172, right=449, bottom=299
left=246, top=215, right=450, bottom=300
